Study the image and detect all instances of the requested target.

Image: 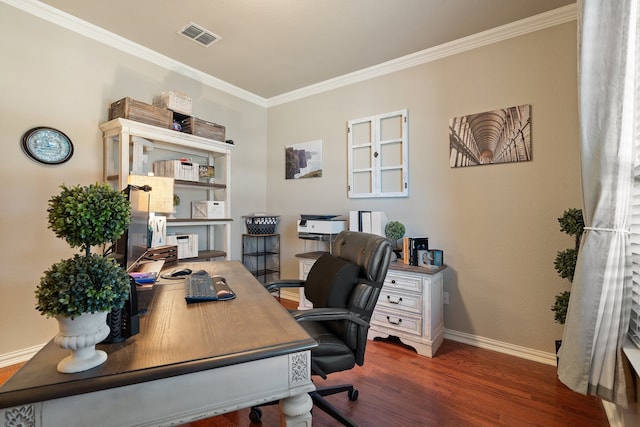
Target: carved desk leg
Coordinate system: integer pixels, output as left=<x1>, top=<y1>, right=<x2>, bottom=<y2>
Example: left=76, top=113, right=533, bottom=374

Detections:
left=279, top=351, right=314, bottom=427
left=280, top=393, right=312, bottom=427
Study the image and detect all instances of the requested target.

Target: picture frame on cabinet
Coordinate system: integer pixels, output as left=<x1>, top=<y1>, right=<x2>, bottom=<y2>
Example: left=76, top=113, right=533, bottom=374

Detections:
left=417, top=249, right=431, bottom=267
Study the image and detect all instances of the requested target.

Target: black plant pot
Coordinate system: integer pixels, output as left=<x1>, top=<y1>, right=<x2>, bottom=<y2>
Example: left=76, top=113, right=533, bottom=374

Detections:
left=555, top=339, right=562, bottom=365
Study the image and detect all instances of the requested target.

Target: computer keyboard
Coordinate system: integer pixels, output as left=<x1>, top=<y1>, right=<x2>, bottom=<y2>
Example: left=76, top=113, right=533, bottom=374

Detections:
left=185, top=273, right=236, bottom=303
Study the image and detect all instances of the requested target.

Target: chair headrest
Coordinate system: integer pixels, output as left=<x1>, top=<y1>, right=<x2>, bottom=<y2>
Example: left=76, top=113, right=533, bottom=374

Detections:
left=331, top=230, right=392, bottom=284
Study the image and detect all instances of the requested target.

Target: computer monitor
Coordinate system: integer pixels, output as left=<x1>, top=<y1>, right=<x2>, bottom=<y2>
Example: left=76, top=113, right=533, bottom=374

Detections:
left=111, top=185, right=151, bottom=270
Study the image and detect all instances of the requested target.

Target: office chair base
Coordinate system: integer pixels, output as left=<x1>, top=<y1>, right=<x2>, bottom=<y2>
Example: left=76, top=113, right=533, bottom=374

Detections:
left=310, top=387, right=359, bottom=427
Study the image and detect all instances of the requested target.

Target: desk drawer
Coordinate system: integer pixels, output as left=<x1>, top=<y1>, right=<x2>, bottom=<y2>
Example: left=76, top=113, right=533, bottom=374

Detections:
left=385, top=271, right=422, bottom=294
left=377, top=288, right=421, bottom=315
left=371, top=308, right=422, bottom=337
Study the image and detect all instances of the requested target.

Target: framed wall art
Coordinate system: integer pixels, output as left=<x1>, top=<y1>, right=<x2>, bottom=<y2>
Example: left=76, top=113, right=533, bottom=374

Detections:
left=449, top=104, right=531, bottom=168
left=285, top=140, right=322, bottom=179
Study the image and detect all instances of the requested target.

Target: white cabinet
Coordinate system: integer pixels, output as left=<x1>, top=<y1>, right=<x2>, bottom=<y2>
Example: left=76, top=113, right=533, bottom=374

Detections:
left=368, top=264, right=444, bottom=357
left=347, top=109, right=409, bottom=198
left=100, top=118, right=234, bottom=260
left=296, top=253, right=444, bottom=357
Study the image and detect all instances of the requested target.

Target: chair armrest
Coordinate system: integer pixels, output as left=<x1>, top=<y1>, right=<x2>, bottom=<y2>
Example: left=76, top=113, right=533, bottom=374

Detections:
left=264, top=279, right=305, bottom=292
left=291, top=308, right=369, bottom=328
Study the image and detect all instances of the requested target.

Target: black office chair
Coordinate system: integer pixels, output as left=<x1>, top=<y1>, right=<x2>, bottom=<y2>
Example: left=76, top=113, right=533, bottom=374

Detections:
left=250, top=230, right=393, bottom=427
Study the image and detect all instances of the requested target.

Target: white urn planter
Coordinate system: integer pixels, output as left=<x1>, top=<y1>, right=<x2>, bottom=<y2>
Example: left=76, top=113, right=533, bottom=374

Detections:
left=53, top=311, right=110, bottom=373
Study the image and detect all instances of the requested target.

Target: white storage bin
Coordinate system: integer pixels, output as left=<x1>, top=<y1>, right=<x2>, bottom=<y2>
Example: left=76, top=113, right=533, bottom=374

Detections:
left=166, top=234, right=198, bottom=259
left=191, top=201, right=225, bottom=219
left=153, top=160, right=199, bottom=182
left=153, top=91, right=193, bottom=115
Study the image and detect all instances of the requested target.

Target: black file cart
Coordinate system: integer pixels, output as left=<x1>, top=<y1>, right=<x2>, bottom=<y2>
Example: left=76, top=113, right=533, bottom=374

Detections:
left=242, top=234, right=280, bottom=286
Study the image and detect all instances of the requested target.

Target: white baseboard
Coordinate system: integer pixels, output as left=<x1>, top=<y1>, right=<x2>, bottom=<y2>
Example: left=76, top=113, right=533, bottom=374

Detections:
left=443, top=329, right=557, bottom=366
left=0, top=343, right=44, bottom=368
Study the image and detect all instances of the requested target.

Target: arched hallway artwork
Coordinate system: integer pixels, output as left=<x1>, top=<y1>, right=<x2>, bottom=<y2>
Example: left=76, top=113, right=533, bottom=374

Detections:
left=449, top=104, right=531, bottom=168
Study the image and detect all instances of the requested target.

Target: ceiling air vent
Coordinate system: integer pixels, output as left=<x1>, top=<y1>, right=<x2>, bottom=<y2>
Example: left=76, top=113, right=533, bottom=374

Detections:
left=178, top=22, right=221, bottom=47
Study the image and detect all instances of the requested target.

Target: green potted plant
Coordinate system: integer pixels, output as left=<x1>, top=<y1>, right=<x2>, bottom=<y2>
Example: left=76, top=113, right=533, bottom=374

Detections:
left=385, top=220, right=406, bottom=261
left=552, top=208, right=584, bottom=325
left=35, top=183, right=132, bottom=373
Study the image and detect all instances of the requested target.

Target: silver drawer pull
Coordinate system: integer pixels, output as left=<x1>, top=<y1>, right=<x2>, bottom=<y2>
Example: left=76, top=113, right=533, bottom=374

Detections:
left=386, top=295, right=403, bottom=304
left=386, top=316, right=402, bottom=325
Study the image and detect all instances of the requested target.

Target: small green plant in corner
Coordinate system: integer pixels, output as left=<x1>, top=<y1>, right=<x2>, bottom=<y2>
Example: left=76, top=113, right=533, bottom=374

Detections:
left=35, top=184, right=132, bottom=319
left=551, top=208, right=584, bottom=324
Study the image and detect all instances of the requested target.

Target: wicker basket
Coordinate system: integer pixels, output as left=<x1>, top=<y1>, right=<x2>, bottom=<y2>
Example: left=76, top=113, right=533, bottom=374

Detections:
left=243, top=216, right=279, bottom=234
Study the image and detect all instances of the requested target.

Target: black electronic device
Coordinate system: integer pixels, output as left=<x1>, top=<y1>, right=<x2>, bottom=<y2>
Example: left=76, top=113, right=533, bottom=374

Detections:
left=171, top=268, right=192, bottom=277
left=103, top=185, right=152, bottom=343
left=185, top=274, right=236, bottom=303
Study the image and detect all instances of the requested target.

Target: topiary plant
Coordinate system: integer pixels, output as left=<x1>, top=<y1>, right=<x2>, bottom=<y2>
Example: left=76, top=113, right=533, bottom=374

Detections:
left=385, top=221, right=406, bottom=245
left=551, top=208, right=584, bottom=324
left=35, top=184, right=132, bottom=319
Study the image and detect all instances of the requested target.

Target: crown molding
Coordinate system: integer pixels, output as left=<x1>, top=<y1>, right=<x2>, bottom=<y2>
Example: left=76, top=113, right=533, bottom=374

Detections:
left=266, top=3, right=577, bottom=107
left=2, top=0, right=268, bottom=107
left=4, top=0, right=576, bottom=109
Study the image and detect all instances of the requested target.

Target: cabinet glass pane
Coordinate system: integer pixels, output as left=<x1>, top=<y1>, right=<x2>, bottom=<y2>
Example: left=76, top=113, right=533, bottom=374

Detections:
left=353, top=146, right=372, bottom=169
left=380, top=141, right=403, bottom=168
left=380, top=115, right=403, bottom=141
left=105, top=135, right=120, bottom=176
left=352, top=121, right=372, bottom=145
left=353, top=171, right=372, bottom=194
left=380, top=169, right=404, bottom=193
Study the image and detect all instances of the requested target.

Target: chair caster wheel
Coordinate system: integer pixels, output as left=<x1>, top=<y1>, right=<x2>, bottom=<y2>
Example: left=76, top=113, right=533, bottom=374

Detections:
left=249, top=407, right=262, bottom=424
left=348, top=388, right=359, bottom=401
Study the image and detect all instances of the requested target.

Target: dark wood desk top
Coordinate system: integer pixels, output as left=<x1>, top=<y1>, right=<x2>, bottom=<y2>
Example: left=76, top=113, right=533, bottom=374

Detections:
left=0, top=261, right=316, bottom=409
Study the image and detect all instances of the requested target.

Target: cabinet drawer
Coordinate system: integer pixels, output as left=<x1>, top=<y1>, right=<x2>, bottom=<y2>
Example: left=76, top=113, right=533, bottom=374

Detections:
left=384, top=271, right=423, bottom=294
left=377, top=288, right=421, bottom=315
left=371, top=308, right=422, bottom=337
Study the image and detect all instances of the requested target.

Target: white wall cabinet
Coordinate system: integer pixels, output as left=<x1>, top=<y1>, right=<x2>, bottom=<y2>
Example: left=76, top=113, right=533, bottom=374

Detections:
left=347, top=109, right=409, bottom=198
left=100, top=118, right=234, bottom=260
left=296, top=253, right=444, bottom=357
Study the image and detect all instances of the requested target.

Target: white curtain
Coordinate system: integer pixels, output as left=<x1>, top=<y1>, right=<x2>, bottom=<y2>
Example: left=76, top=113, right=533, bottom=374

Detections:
left=557, top=0, right=638, bottom=406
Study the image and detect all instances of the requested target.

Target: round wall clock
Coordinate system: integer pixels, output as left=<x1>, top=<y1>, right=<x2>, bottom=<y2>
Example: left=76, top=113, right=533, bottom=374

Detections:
left=22, top=127, right=74, bottom=165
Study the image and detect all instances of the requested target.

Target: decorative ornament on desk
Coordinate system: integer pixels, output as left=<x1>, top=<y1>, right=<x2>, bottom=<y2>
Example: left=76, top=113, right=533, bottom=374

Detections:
left=35, top=184, right=132, bottom=373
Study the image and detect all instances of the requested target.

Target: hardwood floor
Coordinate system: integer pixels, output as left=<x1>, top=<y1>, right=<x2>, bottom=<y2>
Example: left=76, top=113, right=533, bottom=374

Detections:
left=0, top=300, right=608, bottom=427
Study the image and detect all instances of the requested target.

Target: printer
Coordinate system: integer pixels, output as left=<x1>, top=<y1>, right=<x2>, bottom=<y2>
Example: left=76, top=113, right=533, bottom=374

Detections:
left=297, top=214, right=347, bottom=240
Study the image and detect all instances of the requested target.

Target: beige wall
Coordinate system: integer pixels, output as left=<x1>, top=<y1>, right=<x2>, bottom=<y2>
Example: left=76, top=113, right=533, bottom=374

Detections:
left=0, top=4, right=267, bottom=355
left=0, top=2, right=579, bottom=359
left=267, top=22, right=580, bottom=353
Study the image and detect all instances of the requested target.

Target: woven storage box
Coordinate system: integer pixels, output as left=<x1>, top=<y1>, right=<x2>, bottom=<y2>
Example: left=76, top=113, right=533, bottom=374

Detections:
left=181, top=117, right=226, bottom=142
left=109, top=97, right=172, bottom=128
left=243, top=216, right=279, bottom=234
left=153, top=160, right=200, bottom=182
left=166, top=234, right=198, bottom=259
left=153, top=91, right=193, bottom=116
left=192, top=201, right=225, bottom=219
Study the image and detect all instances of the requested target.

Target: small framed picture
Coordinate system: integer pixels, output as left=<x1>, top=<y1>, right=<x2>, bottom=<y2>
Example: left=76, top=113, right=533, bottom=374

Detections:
left=417, top=249, right=432, bottom=268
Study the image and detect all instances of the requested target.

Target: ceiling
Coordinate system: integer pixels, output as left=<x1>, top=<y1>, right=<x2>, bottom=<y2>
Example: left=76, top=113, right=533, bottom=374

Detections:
left=39, top=0, right=574, bottom=99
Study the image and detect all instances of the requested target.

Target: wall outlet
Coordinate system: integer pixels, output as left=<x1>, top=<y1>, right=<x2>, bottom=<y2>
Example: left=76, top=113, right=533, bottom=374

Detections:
left=443, top=291, right=449, bottom=305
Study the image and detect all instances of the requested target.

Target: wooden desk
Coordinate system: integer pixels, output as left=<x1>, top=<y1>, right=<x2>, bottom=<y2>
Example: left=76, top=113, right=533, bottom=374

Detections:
left=0, top=261, right=317, bottom=427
